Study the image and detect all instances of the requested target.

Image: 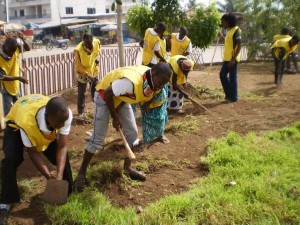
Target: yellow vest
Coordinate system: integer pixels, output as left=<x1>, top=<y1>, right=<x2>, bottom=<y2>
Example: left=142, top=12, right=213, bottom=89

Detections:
left=271, top=37, right=298, bottom=60
left=75, top=38, right=101, bottom=82
left=96, top=66, right=154, bottom=108
left=158, top=38, right=167, bottom=62
left=272, top=34, right=291, bottom=43
left=168, top=55, right=194, bottom=85
left=0, top=48, right=20, bottom=96
left=5, top=94, right=57, bottom=152
left=170, top=33, right=191, bottom=56
left=142, top=28, right=160, bottom=65
left=224, top=26, right=241, bottom=62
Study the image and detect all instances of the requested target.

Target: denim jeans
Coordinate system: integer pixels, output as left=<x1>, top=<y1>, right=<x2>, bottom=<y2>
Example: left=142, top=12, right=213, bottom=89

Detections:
left=1, top=91, right=19, bottom=116
left=219, top=61, right=238, bottom=102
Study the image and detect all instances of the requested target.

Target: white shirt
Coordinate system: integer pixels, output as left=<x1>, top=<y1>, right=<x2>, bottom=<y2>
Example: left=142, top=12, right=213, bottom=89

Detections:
left=20, top=107, right=73, bottom=147
left=149, top=28, right=161, bottom=64
left=111, top=78, right=134, bottom=96
left=175, top=33, right=193, bottom=53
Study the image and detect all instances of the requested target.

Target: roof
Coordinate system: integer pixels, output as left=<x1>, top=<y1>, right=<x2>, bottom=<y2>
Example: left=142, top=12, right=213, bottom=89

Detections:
left=39, top=18, right=97, bottom=29
left=67, top=22, right=101, bottom=31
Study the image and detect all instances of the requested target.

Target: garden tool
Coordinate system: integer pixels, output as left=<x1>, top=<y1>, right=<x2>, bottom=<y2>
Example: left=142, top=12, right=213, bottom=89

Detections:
left=43, top=179, right=68, bottom=205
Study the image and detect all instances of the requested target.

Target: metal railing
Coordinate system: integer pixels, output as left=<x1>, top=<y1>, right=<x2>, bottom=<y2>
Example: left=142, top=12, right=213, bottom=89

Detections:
left=19, top=45, right=141, bottom=96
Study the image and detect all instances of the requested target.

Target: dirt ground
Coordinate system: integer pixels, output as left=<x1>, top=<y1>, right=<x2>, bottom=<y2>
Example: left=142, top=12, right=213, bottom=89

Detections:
left=2, top=62, right=300, bottom=225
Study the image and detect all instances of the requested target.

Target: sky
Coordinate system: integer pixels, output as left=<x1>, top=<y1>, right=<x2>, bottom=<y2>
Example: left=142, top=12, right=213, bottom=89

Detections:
left=180, top=0, right=226, bottom=7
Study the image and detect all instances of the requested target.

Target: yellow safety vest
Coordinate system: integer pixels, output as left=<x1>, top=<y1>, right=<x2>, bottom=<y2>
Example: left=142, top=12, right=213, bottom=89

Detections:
left=271, top=37, right=298, bottom=60
left=0, top=48, right=20, bottom=96
left=96, top=66, right=154, bottom=108
left=272, top=34, right=291, bottom=43
left=142, top=28, right=160, bottom=65
left=5, top=94, right=57, bottom=152
left=170, top=33, right=191, bottom=56
left=223, top=26, right=241, bottom=62
left=168, top=55, right=194, bottom=85
left=75, top=38, right=101, bottom=82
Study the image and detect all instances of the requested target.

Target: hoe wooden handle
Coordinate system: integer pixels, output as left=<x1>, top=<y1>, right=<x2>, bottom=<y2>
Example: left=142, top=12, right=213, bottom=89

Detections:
left=189, top=97, right=208, bottom=111
left=119, top=129, right=136, bottom=160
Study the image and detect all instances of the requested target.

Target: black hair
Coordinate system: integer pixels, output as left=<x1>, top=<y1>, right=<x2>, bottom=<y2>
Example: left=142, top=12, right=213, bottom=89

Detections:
left=281, top=27, right=290, bottom=35
left=156, top=22, right=166, bottom=32
left=179, top=26, right=188, bottom=34
left=152, top=62, right=172, bottom=80
left=221, top=13, right=237, bottom=27
left=3, top=38, right=18, bottom=52
left=292, top=34, right=300, bottom=43
left=45, top=97, right=68, bottom=117
left=83, top=33, right=93, bottom=40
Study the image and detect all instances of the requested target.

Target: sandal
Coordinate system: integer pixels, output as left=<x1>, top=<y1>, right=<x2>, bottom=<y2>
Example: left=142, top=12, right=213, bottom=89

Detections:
left=73, top=176, right=89, bottom=192
left=157, top=135, right=170, bottom=144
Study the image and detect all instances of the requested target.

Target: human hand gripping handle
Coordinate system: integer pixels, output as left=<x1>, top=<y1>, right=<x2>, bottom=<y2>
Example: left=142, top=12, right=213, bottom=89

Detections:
left=119, top=129, right=136, bottom=160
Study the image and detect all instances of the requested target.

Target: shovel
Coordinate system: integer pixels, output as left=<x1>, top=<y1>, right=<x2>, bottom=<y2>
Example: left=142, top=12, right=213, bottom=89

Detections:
left=43, top=179, right=69, bottom=205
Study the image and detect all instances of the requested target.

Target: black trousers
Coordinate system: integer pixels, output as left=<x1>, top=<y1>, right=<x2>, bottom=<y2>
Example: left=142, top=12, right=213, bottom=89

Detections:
left=77, top=78, right=98, bottom=114
left=0, top=126, right=73, bottom=204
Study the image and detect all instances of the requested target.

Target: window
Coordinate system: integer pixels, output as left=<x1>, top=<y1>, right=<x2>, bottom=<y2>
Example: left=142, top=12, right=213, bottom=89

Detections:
left=87, top=8, right=96, bottom=14
left=106, top=8, right=109, bottom=13
left=65, top=7, right=73, bottom=14
left=20, top=9, right=24, bottom=17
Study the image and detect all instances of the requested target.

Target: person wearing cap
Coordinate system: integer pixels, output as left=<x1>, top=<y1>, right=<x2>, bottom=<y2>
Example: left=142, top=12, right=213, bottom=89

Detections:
left=167, top=26, right=192, bottom=57
left=271, top=35, right=299, bottom=87
left=167, top=55, right=194, bottom=113
left=218, top=13, right=242, bottom=103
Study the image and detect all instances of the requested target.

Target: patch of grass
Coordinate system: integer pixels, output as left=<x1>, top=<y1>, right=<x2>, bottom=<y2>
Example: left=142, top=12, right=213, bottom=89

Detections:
left=46, top=122, right=300, bottom=225
left=18, top=177, right=43, bottom=201
left=165, top=114, right=201, bottom=136
left=196, top=85, right=224, bottom=100
left=135, top=155, right=174, bottom=174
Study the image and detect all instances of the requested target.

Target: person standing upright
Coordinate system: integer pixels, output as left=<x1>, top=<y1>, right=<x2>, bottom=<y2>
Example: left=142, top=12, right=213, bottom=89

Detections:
left=74, top=33, right=101, bottom=117
left=218, top=13, right=242, bottom=103
left=140, top=22, right=167, bottom=67
left=167, top=26, right=192, bottom=57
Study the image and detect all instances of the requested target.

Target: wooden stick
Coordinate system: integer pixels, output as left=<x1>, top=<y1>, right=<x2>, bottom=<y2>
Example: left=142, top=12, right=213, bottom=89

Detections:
left=119, top=129, right=136, bottom=160
left=189, top=97, right=208, bottom=112
left=210, top=37, right=220, bottom=68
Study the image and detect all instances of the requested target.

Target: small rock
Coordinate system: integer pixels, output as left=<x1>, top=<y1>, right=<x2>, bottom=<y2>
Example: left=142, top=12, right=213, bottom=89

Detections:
left=136, top=206, right=143, bottom=214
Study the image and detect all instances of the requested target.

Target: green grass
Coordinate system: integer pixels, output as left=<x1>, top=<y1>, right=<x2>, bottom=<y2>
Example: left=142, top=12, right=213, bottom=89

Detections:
left=46, top=122, right=300, bottom=225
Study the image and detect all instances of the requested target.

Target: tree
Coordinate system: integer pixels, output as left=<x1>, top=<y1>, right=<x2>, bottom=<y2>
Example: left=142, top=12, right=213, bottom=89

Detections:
left=126, top=5, right=153, bottom=38
left=151, top=0, right=187, bottom=31
left=187, top=3, right=221, bottom=49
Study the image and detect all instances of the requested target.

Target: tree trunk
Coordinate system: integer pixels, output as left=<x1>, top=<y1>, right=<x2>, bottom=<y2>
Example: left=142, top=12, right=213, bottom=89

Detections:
left=116, top=3, right=125, bottom=67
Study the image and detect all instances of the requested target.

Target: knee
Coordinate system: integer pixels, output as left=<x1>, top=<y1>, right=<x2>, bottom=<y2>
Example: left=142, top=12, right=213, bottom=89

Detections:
left=2, top=155, right=23, bottom=168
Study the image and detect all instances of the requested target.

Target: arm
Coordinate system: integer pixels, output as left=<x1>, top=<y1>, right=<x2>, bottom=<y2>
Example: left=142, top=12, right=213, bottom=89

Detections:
left=172, top=73, right=189, bottom=99
left=154, top=50, right=166, bottom=63
left=27, top=147, right=52, bottom=179
left=0, top=68, right=28, bottom=83
left=55, top=134, right=68, bottom=180
left=104, top=86, right=121, bottom=131
left=139, top=40, right=144, bottom=48
left=166, top=34, right=172, bottom=52
left=17, top=32, right=30, bottom=52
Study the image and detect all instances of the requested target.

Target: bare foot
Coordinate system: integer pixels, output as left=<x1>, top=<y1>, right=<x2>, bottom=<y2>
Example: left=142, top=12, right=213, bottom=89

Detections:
left=157, top=135, right=170, bottom=144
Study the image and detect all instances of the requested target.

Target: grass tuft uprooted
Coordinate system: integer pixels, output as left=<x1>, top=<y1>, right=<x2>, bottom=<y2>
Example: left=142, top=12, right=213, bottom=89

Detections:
left=46, top=122, right=300, bottom=225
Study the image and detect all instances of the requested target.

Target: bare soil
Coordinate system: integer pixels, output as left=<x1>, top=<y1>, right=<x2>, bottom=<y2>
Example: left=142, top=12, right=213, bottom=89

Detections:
left=2, top=62, right=300, bottom=225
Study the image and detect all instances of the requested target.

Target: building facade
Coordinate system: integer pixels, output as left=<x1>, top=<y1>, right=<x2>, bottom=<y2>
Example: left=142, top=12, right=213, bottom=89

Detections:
left=8, top=0, right=142, bottom=24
